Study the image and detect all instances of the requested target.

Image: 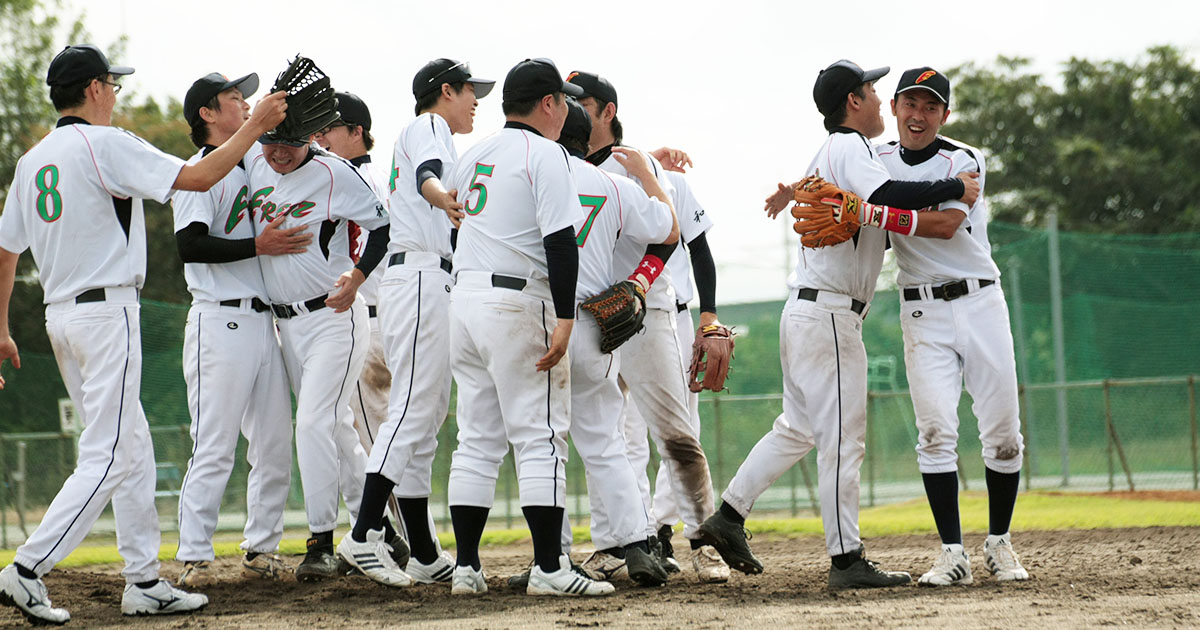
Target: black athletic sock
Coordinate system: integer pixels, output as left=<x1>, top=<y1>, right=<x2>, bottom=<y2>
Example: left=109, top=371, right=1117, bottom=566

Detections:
left=830, top=547, right=862, bottom=570
left=245, top=551, right=260, bottom=561
left=309, top=530, right=334, bottom=549
left=450, top=505, right=489, bottom=571
left=523, top=506, right=565, bottom=573
left=690, top=538, right=704, bottom=550
left=398, top=497, right=439, bottom=564
left=985, top=467, right=1020, bottom=535
left=922, top=471, right=962, bottom=545
left=600, top=546, right=626, bottom=559
left=351, top=473, right=396, bottom=543
left=14, top=563, right=37, bottom=580
left=719, top=501, right=745, bottom=525
left=135, top=579, right=159, bottom=589
left=624, top=539, right=650, bottom=554
left=380, top=516, right=398, bottom=542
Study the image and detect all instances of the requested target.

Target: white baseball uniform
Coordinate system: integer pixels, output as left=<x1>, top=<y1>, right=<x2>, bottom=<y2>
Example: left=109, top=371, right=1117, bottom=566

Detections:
left=721, top=129, right=889, bottom=557
left=367, top=112, right=456, bottom=499
left=0, top=118, right=184, bottom=583
left=626, top=170, right=714, bottom=530
left=446, top=124, right=580, bottom=509
left=568, top=156, right=673, bottom=550
left=246, top=145, right=389, bottom=533
left=593, top=149, right=715, bottom=542
left=876, top=137, right=1023, bottom=474
left=172, top=146, right=292, bottom=562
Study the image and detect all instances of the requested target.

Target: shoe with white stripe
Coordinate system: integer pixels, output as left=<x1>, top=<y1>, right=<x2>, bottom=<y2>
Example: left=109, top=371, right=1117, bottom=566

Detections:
left=527, top=555, right=615, bottom=597
left=984, top=533, right=1030, bottom=582
left=336, top=529, right=412, bottom=587
left=121, top=580, right=208, bottom=616
left=0, top=565, right=70, bottom=625
left=450, top=565, right=488, bottom=595
left=406, top=551, right=455, bottom=584
left=918, top=544, right=973, bottom=586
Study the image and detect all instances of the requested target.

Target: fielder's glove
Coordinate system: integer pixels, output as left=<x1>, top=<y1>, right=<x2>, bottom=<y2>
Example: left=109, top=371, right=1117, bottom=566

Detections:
left=791, top=174, right=864, bottom=248
left=688, top=322, right=735, bottom=392
left=580, top=280, right=646, bottom=354
left=265, top=54, right=340, bottom=142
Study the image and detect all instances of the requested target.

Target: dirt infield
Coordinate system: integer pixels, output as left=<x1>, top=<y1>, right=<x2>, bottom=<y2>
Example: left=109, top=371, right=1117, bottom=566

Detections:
left=3, top=527, right=1197, bottom=629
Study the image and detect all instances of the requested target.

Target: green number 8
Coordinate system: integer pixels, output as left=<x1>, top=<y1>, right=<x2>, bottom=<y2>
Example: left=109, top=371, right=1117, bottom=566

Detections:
left=35, top=165, right=63, bottom=222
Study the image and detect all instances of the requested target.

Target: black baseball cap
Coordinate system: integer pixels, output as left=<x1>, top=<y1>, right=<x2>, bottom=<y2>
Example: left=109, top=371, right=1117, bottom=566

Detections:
left=813, top=59, right=889, bottom=116
left=259, top=133, right=308, bottom=147
left=502, top=58, right=584, bottom=103
left=559, top=97, right=592, bottom=147
left=335, top=91, right=371, bottom=130
left=894, top=67, right=951, bottom=106
left=565, top=71, right=618, bottom=107
left=46, top=44, right=134, bottom=87
left=184, top=72, right=259, bottom=126
left=413, top=58, right=495, bottom=100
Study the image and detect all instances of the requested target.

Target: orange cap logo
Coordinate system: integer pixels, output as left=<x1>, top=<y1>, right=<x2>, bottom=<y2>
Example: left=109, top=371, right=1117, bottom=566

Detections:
left=915, top=70, right=937, bottom=84
left=566, top=71, right=580, bottom=82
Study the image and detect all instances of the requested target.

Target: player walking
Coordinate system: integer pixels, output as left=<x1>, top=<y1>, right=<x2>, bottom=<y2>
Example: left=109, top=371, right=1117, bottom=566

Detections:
left=335, top=62, right=494, bottom=585
left=0, top=44, right=284, bottom=623
left=698, top=59, right=978, bottom=588
left=876, top=67, right=1028, bottom=585
left=173, top=71, right=302, bottom=586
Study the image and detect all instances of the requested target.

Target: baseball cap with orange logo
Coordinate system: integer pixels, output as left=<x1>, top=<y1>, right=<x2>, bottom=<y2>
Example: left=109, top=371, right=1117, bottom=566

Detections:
left=894, top=67, right=950, bottom=105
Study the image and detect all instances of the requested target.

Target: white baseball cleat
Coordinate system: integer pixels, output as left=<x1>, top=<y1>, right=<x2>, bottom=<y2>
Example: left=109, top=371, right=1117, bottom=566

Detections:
left=0, top=565, right=70, bottom=625
left=918, top=543, right=973, bottom=586
left=450, top=565, right=488, bottom=595
left=176, top=560, right=214, bottom=587
left=121, top=580, right=208, bottom=616
left=691, top=545, right=731, bottom=583
left=580, top=550, right=627, bottom=581
left=984, top=533, right=1030, bottom=582
left=527, top=555, right=615, bottom=597
left=406, top=551, right=456, bottom=584
left=336, top=529, right=412, bottom=587
left=241, top=552, right=292, bottom=581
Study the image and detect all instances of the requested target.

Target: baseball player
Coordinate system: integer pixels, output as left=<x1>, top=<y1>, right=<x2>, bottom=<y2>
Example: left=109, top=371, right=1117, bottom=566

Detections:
left=567, top=70, right=729, bottom=583
left=313, top=91, right=430, bottom=577
left=698, top=59, right=979, bottom=588
left=442, top=57, right=614, bottom=597
left=876, top=67, right=1028, bottom=585
left=246, top=74, right=391, bottom=580
left=328, top=72, right=495, bottom=585
left=172, top=72, right=301, bottom=587
left=0, top=44, right=284, bottom=624
left=623, top=168, right=719, bottom=571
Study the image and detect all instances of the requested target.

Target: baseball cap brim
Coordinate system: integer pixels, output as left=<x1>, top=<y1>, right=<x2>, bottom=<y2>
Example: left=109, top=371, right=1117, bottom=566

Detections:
left=562, top=81, right=585, bottom=98
left=227, top=73, right=260, bottom=98
left=895, top=84, right=947, bottom=103
left=862, top=66, right=889, bottom=83
left=108, top=65, right=135, bottom=77
left=467, top=77, right=496, bottom=99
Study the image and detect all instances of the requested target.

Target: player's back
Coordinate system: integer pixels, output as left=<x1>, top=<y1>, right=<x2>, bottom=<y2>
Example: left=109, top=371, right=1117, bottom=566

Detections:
left=387, top=112, right=457, bottom=260
left=451, top=126, right=579, bottom=281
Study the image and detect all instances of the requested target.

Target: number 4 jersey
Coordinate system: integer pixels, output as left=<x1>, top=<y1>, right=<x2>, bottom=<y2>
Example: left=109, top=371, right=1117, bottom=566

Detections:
left=0, top=119, right=185, bottom=304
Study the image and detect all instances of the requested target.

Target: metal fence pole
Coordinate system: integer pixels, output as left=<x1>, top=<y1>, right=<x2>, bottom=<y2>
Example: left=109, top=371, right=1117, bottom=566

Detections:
left=1190, top=375, right=1198, bottom=491
left=1105, top=381, right=1114, bottom=491
left=1047, top=211, right=1070, bottom=486
left=15, top=442, right=26, bottom=537
left=866, top=393, right=875, bottom=508
left=712, top=397, right=724, bottom=492
left=1008, top=257, right=1037, bottom=481
left=0, top=436, right=6, bottom=549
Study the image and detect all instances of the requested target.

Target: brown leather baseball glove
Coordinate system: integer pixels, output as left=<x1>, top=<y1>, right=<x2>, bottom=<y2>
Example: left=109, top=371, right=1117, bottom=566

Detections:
left=580, top=280, right=646, bottom=354
left=688, top=322, right=735, bottom=392
left=791, top=174, right=864, bottom=248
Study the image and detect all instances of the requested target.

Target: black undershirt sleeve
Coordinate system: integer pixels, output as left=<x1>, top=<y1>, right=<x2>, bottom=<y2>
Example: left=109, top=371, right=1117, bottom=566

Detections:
left=643, top=242, right=676, bottom=264
left=175, top=221, right=256, bottom=264
left=687, top=232, right=717, bottom=314
left=354, top=226, right=391, bottom=277
left=868, top=178, right=965, bottom=210
left=543, top=226, right=579, bottom=319
left=415, top=159, right=443, bottom=196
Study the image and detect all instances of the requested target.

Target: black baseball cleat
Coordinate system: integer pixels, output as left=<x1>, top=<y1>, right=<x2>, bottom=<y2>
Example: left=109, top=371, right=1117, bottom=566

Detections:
left=388, top=533, right=411, bottom=570
left=827, top=547, right=911, bottom=589
left=626, top=546, right=669, bottom=587
left=655, top=525, right=681, bottom=573
left=296, top=536, right=340, bottom=582
left=698, top=512, right=763, bottom=575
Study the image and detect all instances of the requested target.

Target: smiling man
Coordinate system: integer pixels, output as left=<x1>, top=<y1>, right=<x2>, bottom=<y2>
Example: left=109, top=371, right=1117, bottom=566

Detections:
left=875, top=67, right=1029, bottom=587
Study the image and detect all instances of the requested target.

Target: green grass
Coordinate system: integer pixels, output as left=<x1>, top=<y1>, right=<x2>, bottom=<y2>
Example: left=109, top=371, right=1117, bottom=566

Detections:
left=3, top=491, right=1195, bottom=568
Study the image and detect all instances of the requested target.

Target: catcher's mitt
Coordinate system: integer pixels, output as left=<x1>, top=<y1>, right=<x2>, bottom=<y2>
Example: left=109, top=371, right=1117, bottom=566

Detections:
left=265, top=55, right=340, bottom=143
left=580, top=280, right=646, bottom=354
left=791, top=174, right=864, bottom=248
left=688, top=323, right=735, bottom=392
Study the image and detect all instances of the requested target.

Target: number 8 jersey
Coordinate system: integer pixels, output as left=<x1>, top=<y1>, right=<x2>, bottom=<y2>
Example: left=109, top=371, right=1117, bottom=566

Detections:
left=0, top=119, right=185, bottom=304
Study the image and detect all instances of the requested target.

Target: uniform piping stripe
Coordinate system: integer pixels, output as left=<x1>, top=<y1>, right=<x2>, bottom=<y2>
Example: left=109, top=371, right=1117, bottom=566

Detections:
left=375, top=272, right=422, bottom=473
left=355, top=382, right=375, bottom=445
left=35, top=306, right=132, bottom=571
left=176, top=313, right=204, bottom=525
left=830, top=312, right=846, bottom=556
left=331, top=308, right=359, bottom=447
left=542, top=302, right=559, bottom=505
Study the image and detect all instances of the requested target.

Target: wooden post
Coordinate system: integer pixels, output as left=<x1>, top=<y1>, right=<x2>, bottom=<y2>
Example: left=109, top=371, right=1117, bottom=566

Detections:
left=1104, top=380, right=1135, bottom=491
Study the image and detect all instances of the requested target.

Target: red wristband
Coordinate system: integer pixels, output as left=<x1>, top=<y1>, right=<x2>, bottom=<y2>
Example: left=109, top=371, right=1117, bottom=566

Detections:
left=628, top=254, right=665, bottom=294
left=883, top=207, right=917, bottom=236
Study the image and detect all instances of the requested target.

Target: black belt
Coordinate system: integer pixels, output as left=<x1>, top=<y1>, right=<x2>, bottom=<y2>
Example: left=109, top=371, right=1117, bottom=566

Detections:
left=75, top=288, right=107, bottom=304
left=491, top=274, right=526, bottom=291
left=388, top=252, right=452, bottom=274
left=218, top=297, right=271, bottom=313
left=367, top=304, right=377, bottom=318
left=676, top=302, right=688, bottom=313
left=903, top=279, right=994, bottom=302
left=270, top=296, right=327, bottom=319
left=797, top=288, right=866, bottom=315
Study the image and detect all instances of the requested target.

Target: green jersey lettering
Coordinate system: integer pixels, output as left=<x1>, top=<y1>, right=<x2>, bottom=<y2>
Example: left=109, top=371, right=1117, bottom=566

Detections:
left=575, top=195, right=608, bottom=247
left=464, top=163, right=495, bottom=216
left=224, top=186, right=250, bottom=234
left=35, top=165, right=63, bottom=222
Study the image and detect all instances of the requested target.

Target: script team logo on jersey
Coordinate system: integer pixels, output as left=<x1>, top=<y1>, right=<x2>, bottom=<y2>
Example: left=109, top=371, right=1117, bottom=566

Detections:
left=915, top=70, right=937, bottom=84
left=246, top=186, right=316, bottom=222
left=224, top=186, right=251, bottom=234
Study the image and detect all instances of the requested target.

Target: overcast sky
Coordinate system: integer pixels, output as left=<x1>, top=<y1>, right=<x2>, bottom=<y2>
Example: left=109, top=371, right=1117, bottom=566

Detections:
left=71, top=0, right=1200, bottom=304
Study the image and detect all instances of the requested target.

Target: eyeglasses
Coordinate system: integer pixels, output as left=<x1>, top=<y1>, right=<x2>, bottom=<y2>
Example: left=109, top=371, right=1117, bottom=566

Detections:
left=316, top=121, right=354, bottom=135
left=426, top=61, right=468, bottom=87
left=98, top=78, right=122, bottom=94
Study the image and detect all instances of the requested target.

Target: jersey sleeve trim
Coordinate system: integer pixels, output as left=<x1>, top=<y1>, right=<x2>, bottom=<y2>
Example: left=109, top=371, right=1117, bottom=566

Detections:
left=72, top=126, right=118, bottom=199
